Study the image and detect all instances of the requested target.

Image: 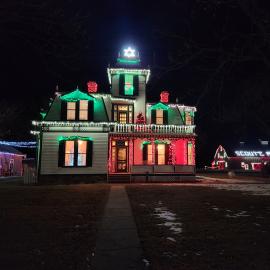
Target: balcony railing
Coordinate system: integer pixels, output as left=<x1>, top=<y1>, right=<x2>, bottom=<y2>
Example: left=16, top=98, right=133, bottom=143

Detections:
left=32, top=121, right=196, bottom=134
left=110, top=123, right=195, bottom=134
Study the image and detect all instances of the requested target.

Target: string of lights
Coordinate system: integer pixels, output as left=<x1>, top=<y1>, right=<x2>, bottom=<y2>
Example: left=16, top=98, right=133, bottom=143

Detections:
left=0, top=141, right=37, bottom=148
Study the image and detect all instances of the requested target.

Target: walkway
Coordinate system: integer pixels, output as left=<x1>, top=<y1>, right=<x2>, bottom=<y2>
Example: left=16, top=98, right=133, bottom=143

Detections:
left=92, top=185, right=144, bottom=270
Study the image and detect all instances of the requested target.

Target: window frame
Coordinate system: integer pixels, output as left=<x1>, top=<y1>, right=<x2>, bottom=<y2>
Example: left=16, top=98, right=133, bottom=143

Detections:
left=59, top=139, right=93, bottom=168
left=67, top=102, right=76, bottom=120
left=112, top=104, right=134, bottom=124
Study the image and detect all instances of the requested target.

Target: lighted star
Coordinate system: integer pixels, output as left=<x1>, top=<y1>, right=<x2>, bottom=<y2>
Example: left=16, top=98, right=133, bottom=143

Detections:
left=123, top=47, right=136, bottom=58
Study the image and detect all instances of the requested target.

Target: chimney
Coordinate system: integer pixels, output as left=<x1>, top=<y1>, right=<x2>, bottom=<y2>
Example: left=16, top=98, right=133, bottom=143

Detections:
left=87, top=81, right=98, bottom=93
left=160, top=91, right=169, bottom=103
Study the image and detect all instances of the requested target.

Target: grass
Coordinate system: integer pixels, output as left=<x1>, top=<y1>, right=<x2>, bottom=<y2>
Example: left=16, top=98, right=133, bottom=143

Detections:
left=127, top=184, right=270, bottom=270
left=0, top=184, right=110, bottom=270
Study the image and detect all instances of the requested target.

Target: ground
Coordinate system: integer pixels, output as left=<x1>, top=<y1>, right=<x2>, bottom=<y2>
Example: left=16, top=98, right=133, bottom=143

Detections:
left=126, top=183, right=270, bottom=270
left=0, top=184, right=109, bottom=270
left=1, top=176, right=270, bottom=270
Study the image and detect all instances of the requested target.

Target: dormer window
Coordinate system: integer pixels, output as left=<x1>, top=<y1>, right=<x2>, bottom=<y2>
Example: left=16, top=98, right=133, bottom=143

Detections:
left=79, top=100, right=88, bottom=120
left=60, top=88, right=94, bottom=121
left=156, top=109, right=164, bottom=124
left=185, top=112, right=192, bottom=125
left=65, top=100, right=90, bottom=121
left=67, top=102, right=76, bottom=120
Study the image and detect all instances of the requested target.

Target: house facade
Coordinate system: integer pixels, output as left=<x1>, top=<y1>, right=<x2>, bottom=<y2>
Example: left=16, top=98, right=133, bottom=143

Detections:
left=32, top=47, right=196, bottom=181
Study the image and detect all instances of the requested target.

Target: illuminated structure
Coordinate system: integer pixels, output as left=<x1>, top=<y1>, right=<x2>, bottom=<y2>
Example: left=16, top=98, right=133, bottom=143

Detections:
left=32, top=47, right=197, bottom=181
left=211, top=144, right=270, bottom=171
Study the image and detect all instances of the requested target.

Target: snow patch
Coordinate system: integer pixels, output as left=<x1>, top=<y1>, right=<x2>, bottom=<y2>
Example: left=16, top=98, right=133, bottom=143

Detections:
left=154, top=202, right=182, bottom=234
left=225, top=211, right=250, bottom=218
left=167, top=237, right=176, bottom=242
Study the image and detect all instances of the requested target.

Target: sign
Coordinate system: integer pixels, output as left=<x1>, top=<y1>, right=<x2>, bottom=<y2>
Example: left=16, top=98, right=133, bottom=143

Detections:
left=234, top=150, right=270, bottom=157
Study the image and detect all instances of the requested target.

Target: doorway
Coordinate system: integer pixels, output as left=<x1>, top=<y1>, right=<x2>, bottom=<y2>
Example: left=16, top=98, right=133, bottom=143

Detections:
left=117, top=147, right=128, bottom=172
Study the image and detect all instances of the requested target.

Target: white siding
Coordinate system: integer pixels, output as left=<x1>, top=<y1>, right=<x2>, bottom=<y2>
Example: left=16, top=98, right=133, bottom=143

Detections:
left=40, top=132, right=108, bottom=175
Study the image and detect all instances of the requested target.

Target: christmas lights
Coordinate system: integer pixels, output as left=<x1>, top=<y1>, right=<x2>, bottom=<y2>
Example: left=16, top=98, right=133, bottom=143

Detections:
left=87, top=81, right=98, bottom=93
left=150, top=102, right=169, bottom=111
left=123, top=47, right=136, bottom=58
left=160, top=91, right=169, bottom=103
left=107, top=68, right=151, bottom=84
left=58, top=136, right=93, bottom=142
left=60, top=88, right=94, bottom=101
left=0, top=141, right=36, bottom=148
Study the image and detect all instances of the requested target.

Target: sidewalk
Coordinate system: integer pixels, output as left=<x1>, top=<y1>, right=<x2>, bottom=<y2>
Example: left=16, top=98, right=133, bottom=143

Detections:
left=92, top=185, right=144, bottom=270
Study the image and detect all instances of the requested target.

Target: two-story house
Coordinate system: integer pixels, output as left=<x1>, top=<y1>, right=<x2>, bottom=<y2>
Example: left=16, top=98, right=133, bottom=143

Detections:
left=32, top=47, right=197, bottom=182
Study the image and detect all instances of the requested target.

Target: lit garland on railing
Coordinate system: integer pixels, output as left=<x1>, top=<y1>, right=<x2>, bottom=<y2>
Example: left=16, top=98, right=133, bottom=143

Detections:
left=147, top=103, right=196, bottom=112
left=107, top=68, right=151, bottom=84
left=0, top=141, right=37, bottom=148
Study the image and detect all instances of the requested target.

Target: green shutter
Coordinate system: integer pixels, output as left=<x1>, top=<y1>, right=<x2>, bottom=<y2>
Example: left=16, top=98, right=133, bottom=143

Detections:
left=61, top=101, right=67, bottom=120
left=58, top=140, right=65, bottom=167
left=88, top=100, right=94, bottom=121
left=163, top=110, right=168, bottom=124
left=119, top=74, right=125, bottom=95
left=86, top=140, right=93, bottom=167
left=151, top=110, right=156, bottom=124
left=133, top=75, right=139, bottom=96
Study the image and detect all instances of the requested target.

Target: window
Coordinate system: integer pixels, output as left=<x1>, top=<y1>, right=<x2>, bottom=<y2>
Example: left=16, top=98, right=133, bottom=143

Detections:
left=151, top=109, right=168, bottom=124
left=124, top=74, right=134, bottom=95
left=63, top=100, right=93, bottom=121
left=65, top=141, right=75, bottom=166
left=112, top=104, right=133, bottom=123
left=186, top=112, right=192, bottom=125
left=77, top=140, right=87, bottom=166
left=147, top=144, right=153, bottom=164
left=59, top=139, right=93, bottom=167
left=156, top=109, right=164, bottom=124
left=67, top=102, right=76, bottom=120
left=157, top=144, right=166, bottom=165
left=79, top=100, right=88, bottom=120
left=187, top=142, right=193, bottom=165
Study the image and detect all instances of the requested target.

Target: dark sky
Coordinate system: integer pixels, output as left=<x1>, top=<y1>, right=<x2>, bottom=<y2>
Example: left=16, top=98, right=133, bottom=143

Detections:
left=1, top=0, right=270, bottom=166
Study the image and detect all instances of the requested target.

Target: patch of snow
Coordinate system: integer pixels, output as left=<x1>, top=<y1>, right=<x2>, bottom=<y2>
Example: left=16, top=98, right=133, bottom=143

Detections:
left=225, top=211, right=250, bottom=218
left=209, top=184, right=270, bottom=196
left=154, top=202, right=182, bottom=234
left=167, top=237, right=176, bottom=242
left=142, top=258, right=150, bottom=267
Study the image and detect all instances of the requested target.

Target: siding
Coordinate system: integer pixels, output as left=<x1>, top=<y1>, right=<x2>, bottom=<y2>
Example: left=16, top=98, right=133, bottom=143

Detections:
left=40, top=132, right=108, bottom=175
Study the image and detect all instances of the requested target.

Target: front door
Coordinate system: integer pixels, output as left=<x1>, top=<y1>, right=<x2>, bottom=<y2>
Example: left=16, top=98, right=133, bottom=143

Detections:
left=117, top=147, right=128, bottom=172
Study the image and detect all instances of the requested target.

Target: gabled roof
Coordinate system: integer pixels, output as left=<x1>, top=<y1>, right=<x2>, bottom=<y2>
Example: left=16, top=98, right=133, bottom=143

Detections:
left=0, top=145, right=24, bottom=155
left=60, top=88, right=94, bottom=101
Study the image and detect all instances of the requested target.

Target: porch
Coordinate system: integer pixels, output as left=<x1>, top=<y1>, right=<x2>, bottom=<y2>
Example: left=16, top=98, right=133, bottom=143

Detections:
left=108, top=136, right=196, bottom=175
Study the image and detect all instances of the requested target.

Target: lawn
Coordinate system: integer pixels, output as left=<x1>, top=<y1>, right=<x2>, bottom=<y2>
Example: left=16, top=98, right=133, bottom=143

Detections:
left=127, top=184, right=270, bottom=270
left=0, top=184, right=109, bottom=270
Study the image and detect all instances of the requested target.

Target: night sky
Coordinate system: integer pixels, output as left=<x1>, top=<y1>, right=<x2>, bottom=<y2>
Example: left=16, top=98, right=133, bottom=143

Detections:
left=1, top=0, right=270, bottom=166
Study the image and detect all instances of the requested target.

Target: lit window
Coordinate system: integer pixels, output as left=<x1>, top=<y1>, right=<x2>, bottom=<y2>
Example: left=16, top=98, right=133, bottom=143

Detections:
left=156, top=109, right=164, bottom=125
left=124, top=74, right=134, bottom=95
left=67, top=102, right=76, bottom=120
left=147, top=144, right=153, bottom=164
left=186, top=112, right=192, bottom=125
left=60, top=139, right=92, bottom=167
left=65, top=141, right=75, bottom=166
left=79, top=100, right=88, bottom=120
left=77, top=140, right=87, bottom=166
left=187, top=142, right=193, bottom=165
left=112, top=104, right=133, bottom=123
left=157, top=144, right=165, bottom=165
